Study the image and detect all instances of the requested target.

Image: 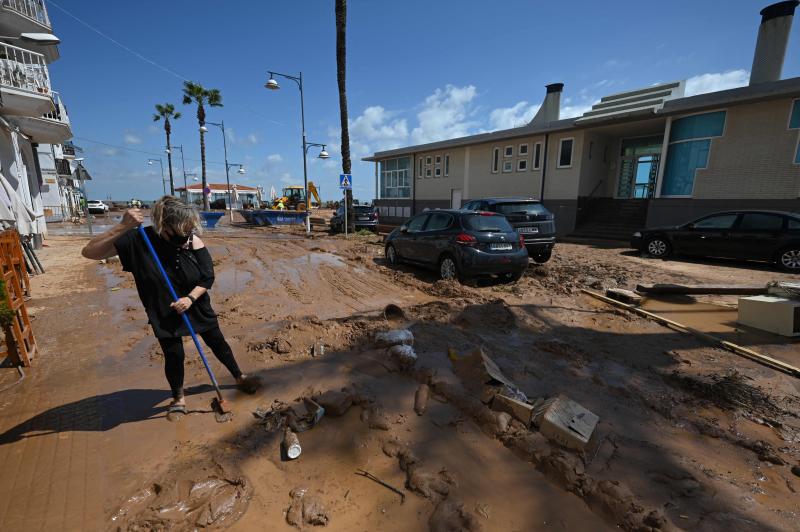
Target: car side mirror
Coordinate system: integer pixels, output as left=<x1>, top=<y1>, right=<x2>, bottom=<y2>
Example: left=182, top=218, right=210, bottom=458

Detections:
left=400, top=225, right=408, bottom=233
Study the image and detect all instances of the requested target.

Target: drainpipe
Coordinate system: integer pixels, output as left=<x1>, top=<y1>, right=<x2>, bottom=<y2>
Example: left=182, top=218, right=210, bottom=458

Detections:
left=539, top=133, right=549, bottom=201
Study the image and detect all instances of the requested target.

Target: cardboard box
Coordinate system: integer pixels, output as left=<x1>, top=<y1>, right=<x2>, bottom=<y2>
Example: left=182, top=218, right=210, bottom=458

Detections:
left=491, top=393, right=535, bottom=426
left=532, top=395, right=598, bottom=451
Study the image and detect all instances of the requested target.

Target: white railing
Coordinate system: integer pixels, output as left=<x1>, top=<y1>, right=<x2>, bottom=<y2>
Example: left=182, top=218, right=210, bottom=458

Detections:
left=0, top=41, right=50, bottom=94
left=1, top=0, right=50, bottom=27
left=42, top=90, right=68, bottom=123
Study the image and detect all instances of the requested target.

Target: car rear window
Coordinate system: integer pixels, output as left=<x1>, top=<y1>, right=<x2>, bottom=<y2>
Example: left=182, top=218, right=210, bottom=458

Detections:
left=461, top=214, right=513, bottom=232
left=739, top=213, right=784, bottom=230
left=353, top=206, right=373, bottom=213
left=492, top=202, right=549, bottom=216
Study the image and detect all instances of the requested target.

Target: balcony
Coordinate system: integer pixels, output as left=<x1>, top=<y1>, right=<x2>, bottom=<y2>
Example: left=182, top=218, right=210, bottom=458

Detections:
left=12, top=90, right=71, bottom=143
left=55, top=157, right=70, bottom=176
left=61, top=142, right=77, bottom=158
left=0, top=41, right=52, bottom=116
left=0, top=0, right=51, bottom=30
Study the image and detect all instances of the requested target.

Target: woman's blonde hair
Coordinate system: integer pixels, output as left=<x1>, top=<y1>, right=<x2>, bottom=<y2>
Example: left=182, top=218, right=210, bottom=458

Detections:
left=151, top=195, right=202, bottom=236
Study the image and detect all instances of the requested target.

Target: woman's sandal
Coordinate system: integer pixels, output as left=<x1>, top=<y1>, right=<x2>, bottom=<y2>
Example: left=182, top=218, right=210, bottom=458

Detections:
left=237, top=375, right=262, bottom=394
left=166, top=403, right=187, bottom=421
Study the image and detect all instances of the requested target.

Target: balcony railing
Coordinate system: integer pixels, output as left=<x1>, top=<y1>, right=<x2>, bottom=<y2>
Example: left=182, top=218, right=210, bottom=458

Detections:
left=0, top=42, right=50, bottom=94
left=42, top=90, right=68, bottom=123
left=1, top=0, right=50, bottom=27
left=55, top=158, right=70, bottom=176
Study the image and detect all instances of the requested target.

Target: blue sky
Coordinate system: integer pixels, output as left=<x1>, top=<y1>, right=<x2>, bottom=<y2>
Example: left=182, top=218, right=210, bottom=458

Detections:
left=46, top=0, right=800, bottom=202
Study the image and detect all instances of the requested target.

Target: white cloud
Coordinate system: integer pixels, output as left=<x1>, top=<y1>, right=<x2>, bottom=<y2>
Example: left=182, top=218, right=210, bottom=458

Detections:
left=280, top=172, right=294, bottom=184
left=246, top=133, right=258, bottom=145
left=123, top=133, right=142, bottom=145
left=267, top=153, right=283, bottom=163
left=488, top=101, right=540, bottom=131
left=684, top=69, right=749, bottom=96
left=349, top=106, right=409, bottom=152
left=102, top=147, right=120, bottom=156
left=411, top=85, right=479, bottom=144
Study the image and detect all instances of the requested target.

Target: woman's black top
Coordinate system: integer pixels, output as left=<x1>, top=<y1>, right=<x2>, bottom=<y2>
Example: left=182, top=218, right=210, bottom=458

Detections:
left=114, top=226, right=218, bottom=338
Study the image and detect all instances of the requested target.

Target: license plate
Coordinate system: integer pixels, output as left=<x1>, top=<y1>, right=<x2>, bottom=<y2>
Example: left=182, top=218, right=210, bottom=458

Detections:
left=490, top=243, right=513, bottom=251
left=518, top=227, right=539, bottom=234
left=357, top=216, right=369, bottom=221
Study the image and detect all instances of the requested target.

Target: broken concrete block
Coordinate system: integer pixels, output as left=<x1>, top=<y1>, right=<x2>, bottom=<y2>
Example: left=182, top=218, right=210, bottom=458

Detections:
left=414, top=384, right=430, bottom=416
left=388, top=344, right=417, bottom=369
left=532, top=394, right=599, bottom=451
left=313, top=390, right=353, bottom=417
left=605, top=288, right=642, bottom=305
left=491, top=393, right=535, bottom=427
left=375, top=329, right=414, bottom=347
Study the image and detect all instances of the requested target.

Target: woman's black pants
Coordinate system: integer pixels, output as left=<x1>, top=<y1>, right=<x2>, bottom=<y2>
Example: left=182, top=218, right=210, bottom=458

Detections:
left=157, top=326, right=242, bottom=399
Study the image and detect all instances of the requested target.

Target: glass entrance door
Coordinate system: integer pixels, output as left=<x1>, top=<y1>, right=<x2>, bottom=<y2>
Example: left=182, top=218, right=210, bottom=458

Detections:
left=616, top=136, right=663, bottom=199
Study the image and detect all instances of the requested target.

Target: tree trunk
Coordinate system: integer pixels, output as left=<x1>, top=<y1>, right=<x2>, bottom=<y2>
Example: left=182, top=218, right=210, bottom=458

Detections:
left=165, top=119, right=175, bottom=196
left=198, top=103, right=209, bottom=210
left=335, top=0, right=354, bottom=233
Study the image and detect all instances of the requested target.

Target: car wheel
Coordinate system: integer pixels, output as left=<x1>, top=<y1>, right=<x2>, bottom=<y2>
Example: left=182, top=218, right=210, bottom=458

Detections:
left=439, top=255, right=459, bottom=281
left=777, top=247, right=800, bottom=272
left=646, top=236, right=671, bottom=258
left=533, top=249, right=552, bottom=264
left=385, top=244, right=399, bottom=265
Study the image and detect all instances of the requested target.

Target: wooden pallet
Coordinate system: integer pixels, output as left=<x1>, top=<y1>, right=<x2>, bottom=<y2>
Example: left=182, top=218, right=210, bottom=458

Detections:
left=0, top=230, right=36, bottom=366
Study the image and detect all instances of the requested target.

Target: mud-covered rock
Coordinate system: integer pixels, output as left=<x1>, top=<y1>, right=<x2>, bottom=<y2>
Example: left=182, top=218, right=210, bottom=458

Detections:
left=314, top=390, right=353, bottom=417
left=375, top=329, right=414, bottom=347
left=388, top=344, right=418, bottom=370
left=286, top=487, right=329, bottom=528
left=429, top=499, right=483, bottom=532
left=406, top=466, right=452, bottom=500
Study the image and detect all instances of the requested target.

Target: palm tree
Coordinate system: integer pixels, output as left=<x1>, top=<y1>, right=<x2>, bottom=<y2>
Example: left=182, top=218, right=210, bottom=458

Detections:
left=335, top=0, right=354, bottom=232
left=153, top=103, right=180, bottom=195
left=181, top=81, right=222, bottom=210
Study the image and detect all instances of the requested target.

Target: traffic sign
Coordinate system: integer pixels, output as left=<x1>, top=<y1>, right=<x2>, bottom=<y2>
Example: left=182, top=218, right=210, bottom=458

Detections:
left=339, top=174, right=352, bottom=189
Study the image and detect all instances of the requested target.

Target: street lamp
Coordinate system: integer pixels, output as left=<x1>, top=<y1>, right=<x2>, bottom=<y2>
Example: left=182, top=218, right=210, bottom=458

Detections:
left=147, top=158, right=166, bottom=195
left=264, top=69, right=318, bottom=234
left=207, top=120, right=245, bottom=220
left=170, top=145, right=189, bottom=199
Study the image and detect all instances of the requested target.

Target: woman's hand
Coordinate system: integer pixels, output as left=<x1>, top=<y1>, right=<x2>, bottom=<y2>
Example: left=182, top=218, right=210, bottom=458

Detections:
left=170, top=297, right=193, bottom=314
left=121, top=208, right=144, bottom=229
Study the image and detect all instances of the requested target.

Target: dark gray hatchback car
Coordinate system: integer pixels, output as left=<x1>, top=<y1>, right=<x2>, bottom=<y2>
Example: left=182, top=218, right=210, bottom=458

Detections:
left=385, top=210, right=529, bottom=283
left=461, top=198, right=556, bottom=263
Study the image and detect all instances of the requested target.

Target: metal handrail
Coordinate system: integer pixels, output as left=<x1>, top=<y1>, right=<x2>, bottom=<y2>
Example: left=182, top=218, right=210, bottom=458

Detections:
left=0, top=41, right=50, bottom=94
left=1, top=0, right=50, bottom=27
left=42, top=90, right=68, bottom=123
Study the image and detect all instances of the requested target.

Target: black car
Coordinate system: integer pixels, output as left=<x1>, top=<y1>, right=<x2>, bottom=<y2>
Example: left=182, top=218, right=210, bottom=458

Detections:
left=330, top=205, right=378, bottom=232
left=461, top=197, right=555, bottom=263
left=631, top=210, right=800, bottom=272
left=385, top=209, right=529, bottom=283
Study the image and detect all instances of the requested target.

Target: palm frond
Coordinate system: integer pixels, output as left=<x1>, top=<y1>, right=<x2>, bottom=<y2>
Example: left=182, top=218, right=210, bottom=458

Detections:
left=207, top=88, right=223, bottom=107
left=153, top=114, right=161, bottom=121
left=173, top=112, right=181, bottom=120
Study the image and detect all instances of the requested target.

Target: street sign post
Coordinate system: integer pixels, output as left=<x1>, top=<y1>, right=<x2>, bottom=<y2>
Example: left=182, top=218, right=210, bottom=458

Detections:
left=340, top=174, right=352, bottom=238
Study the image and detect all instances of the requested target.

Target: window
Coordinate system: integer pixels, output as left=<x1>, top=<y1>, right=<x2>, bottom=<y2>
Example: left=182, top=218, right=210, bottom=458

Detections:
left=662, top=111, right=726, bottom=196
left=492, top=148, right=500, bottom=173
left=379, top=157, right=411, bottom=198
left=418, top=157, right=423, bottom=179
left=435, top=155, right=442, bottom=164
left=518, top=143, right=529, bottom=155
left=533, top=142, right=542, bottom=170
left=406, top=214, right=429, bottom=232
left=517, top=159, right=528, bottom=171
left=462, top=213, right=514, bottom=232
left=502, top=160, right=513, bottom=173
left=435, top=167, right=442, bottom=177
left=425, top=168, right=432, bottom=178
left=445, top=154, right=450, bottom=176
left=493, top=202, right=549, bottom=216
left=426, top=155, right=432, bottom=165
left=739, top=213, right=785, bottom=230
left=425, top=212, right=453, bottom=231
left=504, top=146, right=513, bottom=157
left=693, top=214, right=738, bottom=229
left=557, top=138, right=573, bottom=168
left=788, top=100, right=800, bottom=129
left=789, top=217, right=800, bottom=229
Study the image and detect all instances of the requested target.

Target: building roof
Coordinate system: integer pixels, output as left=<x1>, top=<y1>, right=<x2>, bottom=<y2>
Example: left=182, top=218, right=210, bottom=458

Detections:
left=363, top=76, right=800, bottom=162
left=175, top=183, right=259, bottom=192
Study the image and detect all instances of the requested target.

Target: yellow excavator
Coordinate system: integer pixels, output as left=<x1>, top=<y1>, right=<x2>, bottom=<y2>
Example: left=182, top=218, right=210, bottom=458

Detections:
left=272, top=182, right=321, bottom=211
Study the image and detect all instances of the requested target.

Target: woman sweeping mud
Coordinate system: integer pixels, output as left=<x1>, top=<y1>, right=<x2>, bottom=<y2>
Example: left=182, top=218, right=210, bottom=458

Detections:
left=82, top=196, right=259, bottom=418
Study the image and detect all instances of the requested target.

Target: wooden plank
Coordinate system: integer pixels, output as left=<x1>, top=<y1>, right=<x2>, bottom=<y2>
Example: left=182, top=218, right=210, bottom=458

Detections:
left=636, top=283, right=767, bottom=295
left=582, top=288, right=800, bottom=379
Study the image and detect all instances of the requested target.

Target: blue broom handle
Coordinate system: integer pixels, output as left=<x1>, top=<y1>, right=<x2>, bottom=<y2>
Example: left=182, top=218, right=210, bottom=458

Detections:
left=137, top=225, right=221, bottom=393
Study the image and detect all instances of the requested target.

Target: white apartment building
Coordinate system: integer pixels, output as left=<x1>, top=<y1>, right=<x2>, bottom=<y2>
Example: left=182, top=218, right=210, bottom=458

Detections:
left=0, top=0, right=74, bottom=246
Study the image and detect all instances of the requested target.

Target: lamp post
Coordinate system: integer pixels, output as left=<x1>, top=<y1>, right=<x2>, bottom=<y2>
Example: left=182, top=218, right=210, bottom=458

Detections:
left=169, top=145, right=189, bottom=199
left=265, top=71, right=328, bottom=235
left=147, top=158, right=166, bottom=195
left=206, top=120, right=246, bottom=220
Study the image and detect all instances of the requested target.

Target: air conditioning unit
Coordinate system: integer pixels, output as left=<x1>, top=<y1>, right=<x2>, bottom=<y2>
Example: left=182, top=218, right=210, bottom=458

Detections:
left=738, top=296, right=800, bottom=337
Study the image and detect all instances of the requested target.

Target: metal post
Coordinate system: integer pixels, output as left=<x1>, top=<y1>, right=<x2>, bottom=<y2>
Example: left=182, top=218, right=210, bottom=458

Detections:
left=178, top=145, right=187, bottom=191
left=159, top=158, right=165, bottom=196
left=81, top=178, right=93, bottom=236
left=220, top=121, right=233, bottom=220
left=344, top=188, right=348, bottom=239
left=298, top=72, right=310, bottom=235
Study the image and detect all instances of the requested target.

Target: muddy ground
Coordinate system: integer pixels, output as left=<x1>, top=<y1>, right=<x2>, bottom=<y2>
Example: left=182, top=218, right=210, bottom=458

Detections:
left=0, top=221, right=798, bottom=531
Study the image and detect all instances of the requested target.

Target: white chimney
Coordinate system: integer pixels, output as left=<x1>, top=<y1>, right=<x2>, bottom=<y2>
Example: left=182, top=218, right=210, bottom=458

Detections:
left=529, top=83, right=563, bottom=126
left=750, top=1, right=799, bottom=85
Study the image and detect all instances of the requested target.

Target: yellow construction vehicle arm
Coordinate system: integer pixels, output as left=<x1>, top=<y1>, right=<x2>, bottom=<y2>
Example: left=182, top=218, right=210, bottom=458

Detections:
left=308, top=182, right=321, bottom=208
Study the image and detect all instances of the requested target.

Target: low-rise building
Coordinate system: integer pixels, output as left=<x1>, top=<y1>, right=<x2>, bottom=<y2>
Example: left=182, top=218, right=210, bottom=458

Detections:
left=365, top=1, right=800, bottom=239
left=175, top=183, right=262, bottom=208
